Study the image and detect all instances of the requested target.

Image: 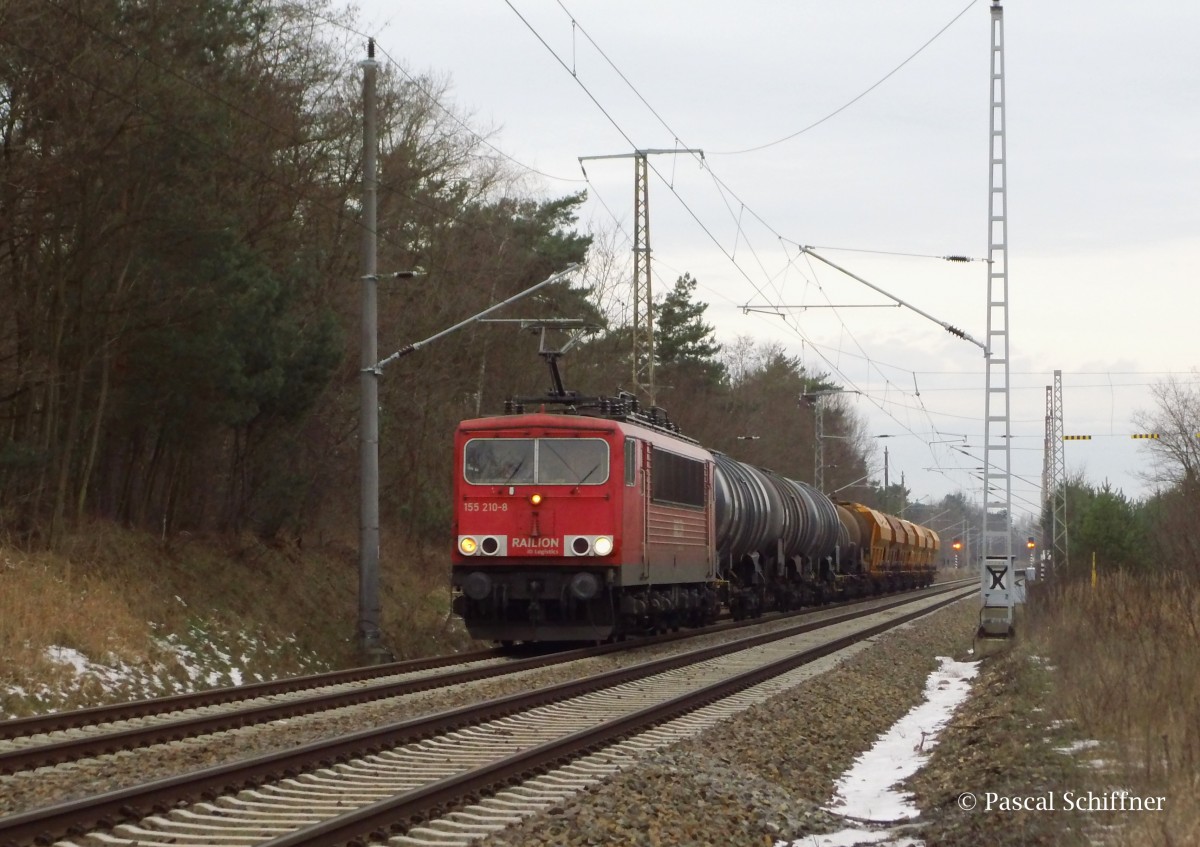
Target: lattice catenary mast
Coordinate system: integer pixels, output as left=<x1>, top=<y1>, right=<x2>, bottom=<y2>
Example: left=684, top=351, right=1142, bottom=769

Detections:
left=1050, top=369, right=1069, bottom=573
left=1042, top=386, right=1052, bottom=516
left=579, top=149, right=703, bottom=406
left=1040, top=377, right=1069, bottom=580
left=978, top=0, right=1016, bottom=638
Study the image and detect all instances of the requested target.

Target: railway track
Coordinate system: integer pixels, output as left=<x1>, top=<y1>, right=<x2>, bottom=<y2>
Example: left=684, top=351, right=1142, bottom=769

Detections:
left=0, top=579, right=972, bottom=775
left=0, top=582, right=973, bottom=847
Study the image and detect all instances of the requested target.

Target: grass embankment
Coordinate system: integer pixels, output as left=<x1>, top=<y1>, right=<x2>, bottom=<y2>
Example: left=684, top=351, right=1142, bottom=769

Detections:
left=1032, top=571, right=1199, bottom=846
left=908, top=633, right=1101, bottom=846
left=911, top=571, right=1198, bottom=846
left=0, top=523, right=471, bottom=717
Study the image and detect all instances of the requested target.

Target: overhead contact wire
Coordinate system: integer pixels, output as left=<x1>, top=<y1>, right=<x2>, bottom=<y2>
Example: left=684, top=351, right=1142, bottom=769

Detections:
left=518, top=0, right=1020, bottom=502
left=709, top=0, right=981, bottom=156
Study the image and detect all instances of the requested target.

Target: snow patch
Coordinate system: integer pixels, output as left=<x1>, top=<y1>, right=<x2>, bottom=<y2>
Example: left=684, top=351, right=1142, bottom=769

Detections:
left=827, top=657, right=979, bottom=822
left=44, top=645, right=92, bottom=676
left=1055, top=739, right=1100, bottom=755
left=4, top=620, right=328, bottom=719
left=776, top=657, right=979, bottom=847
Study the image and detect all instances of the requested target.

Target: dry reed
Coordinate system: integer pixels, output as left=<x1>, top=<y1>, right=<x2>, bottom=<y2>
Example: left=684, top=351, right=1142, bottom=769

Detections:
left=1032, top=570, right=1200, bottom=846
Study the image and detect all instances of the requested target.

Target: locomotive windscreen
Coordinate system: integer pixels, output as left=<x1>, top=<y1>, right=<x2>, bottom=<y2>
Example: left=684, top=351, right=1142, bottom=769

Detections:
left=463, top=438, right=609, bottom=485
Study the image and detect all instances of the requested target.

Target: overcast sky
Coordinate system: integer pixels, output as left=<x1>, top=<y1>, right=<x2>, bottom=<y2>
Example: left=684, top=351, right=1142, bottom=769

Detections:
left=353, top=0, right=1200, bottom=523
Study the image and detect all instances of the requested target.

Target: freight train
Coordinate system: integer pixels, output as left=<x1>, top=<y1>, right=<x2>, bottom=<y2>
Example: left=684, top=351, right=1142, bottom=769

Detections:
left=451, top=350, right=938, bottom=643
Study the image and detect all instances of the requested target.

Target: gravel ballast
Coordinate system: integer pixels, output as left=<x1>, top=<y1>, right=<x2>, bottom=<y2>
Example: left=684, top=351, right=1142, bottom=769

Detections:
left=4, top=588, right=1132, bottom=847
left=481, top=596, right=980, bottom=847
left=0, top=590, right=964, bottom=820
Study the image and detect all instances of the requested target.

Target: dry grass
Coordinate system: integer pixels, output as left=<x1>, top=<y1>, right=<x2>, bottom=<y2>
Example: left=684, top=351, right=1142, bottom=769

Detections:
left=1031, top=571, right=1200, bottom=846
left=1, top=521, right=473, bottom=717
left=0, top=550, right=153, bottom=686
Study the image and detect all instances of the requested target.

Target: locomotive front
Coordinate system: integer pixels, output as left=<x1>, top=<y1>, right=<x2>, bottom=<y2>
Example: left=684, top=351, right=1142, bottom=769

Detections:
left=451, top=413, right=624, bottom=642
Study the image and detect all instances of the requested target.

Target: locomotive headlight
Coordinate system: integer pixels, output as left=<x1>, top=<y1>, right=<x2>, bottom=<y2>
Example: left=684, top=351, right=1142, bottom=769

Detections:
left=529, top=493, right=543, bottom=506
left=593, top=535, right=614, bottom=556
left=458, top=536, right=478, bottom=556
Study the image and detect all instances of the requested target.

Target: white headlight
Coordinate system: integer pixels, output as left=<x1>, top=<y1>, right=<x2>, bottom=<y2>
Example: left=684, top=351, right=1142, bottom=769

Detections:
left=593, top=536, right=613, bottom=556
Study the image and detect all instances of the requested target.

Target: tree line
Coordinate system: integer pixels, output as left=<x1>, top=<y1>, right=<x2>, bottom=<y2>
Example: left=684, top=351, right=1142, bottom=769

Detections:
left=10, top=0, right=1188, bottom=582
left=1048, top=375, right=1200, bottom=578
left=1, top=0, right=886, bottom=549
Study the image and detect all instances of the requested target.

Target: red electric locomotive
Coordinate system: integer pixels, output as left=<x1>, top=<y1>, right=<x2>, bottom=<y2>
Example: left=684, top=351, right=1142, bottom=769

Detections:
left=450, top=332, right=937, bottom=643
left=452, top=409, right=721, bottom=642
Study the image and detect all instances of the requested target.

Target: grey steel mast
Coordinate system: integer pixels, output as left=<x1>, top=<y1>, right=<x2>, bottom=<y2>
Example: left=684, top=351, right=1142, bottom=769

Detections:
left=579, top=149, right=703, bottom=405
left=1050, top=369, right=1069, bottom=575
left=357, top=39, right=384, bottom=660
left=979, top=0, right=1016, bottom=637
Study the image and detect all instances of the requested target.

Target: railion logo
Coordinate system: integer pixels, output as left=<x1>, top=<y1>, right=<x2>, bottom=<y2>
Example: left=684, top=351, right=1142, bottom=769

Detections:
left=511, top=537, right=560, bottom=550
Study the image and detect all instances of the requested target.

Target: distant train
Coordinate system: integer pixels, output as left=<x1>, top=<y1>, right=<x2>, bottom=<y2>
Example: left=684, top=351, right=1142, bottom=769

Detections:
left=450, top=391, right=938, bottom=643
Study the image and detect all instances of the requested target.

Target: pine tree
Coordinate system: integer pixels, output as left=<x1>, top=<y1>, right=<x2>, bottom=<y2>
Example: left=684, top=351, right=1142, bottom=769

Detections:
left=654, top=273, right=724, bottom=382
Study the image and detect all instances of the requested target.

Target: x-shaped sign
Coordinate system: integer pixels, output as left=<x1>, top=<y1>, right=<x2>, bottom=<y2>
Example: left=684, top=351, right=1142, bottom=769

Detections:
left=986, top=565, right=1008, bottom=590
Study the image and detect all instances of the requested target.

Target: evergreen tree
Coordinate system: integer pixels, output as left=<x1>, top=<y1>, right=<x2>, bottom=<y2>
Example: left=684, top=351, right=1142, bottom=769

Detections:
left=1072, top=482, right=1148, bottom=570
left=654, top=273, right=725, bottom=383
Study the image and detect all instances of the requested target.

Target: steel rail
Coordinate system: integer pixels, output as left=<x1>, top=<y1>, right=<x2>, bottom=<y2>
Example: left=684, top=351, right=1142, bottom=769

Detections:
left=0, top=583, right=970, bottom=847
left=0, top=648, right=506, bottom=741
left=263, top=587, right=972, bottom=847
left=0, top=580, right=972, bottom=774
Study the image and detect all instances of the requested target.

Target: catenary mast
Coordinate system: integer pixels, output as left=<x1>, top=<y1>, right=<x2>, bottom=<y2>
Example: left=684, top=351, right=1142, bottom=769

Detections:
left=978, top=0, right=1016, bottom=638
left=1050, top=369, right=1069, bottom=574
left=579, top=149, right=703, bottom=406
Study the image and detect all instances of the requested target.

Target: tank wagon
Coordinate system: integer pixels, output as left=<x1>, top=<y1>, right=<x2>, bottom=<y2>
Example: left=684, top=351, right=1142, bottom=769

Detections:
left=451, top=396, right=938, bottom=643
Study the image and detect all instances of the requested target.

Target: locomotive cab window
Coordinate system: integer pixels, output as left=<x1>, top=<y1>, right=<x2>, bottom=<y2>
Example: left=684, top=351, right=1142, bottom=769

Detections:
left=650, top=447, right=706, bottom=508
left=538, top=439, right=609, bottom=484
left=464, top=437, right=609, bottom=485
left=624, top=438, right=637, bottom=486
left=464, top=438, right=534, bottom=484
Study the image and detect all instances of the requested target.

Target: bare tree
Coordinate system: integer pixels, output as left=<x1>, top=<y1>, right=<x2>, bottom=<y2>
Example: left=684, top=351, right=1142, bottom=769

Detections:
left=1133, top=372, right=1200, bottom=489
left=579, top=226, right=628, bottom=329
